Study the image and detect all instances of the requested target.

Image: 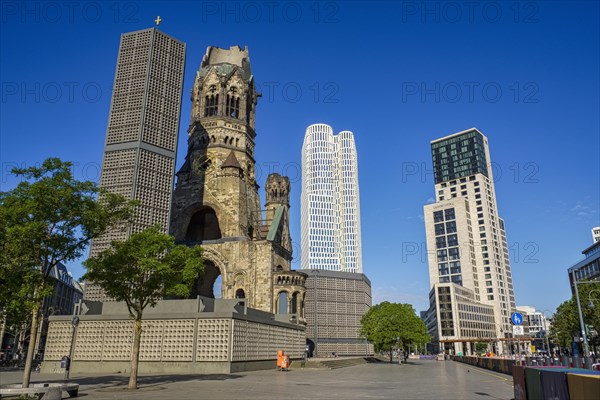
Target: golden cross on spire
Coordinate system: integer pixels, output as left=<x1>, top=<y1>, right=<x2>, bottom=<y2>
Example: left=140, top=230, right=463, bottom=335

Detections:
left=155, top=16, right=162, bottom=26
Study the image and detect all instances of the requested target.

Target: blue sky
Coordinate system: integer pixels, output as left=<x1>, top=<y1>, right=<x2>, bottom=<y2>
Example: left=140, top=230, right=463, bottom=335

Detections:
left=1, top=1, right=599, bottom=314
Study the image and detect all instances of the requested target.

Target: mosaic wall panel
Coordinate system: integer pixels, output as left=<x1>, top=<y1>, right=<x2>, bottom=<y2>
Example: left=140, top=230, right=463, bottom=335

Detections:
left=102, top=320, right=133, bottom=361
left=43, top=322, right=72, bottom=360
left=196, top=319, right=230, bottom=362
left=73, top=321, right=105, bottom=361
left=139, top=320, right=164, bottom=361
left=162, top=319, right=194, bottom=361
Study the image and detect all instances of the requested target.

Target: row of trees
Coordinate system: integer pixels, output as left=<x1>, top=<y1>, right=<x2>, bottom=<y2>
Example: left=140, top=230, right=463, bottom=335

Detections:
left=0, top=159, right=204, bottom=389
left=550, top=282, right=600, bottom=352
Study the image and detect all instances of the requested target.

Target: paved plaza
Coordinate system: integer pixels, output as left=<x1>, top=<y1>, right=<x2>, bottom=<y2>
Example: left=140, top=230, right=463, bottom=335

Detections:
left=0, top=360, right=514, bottom=399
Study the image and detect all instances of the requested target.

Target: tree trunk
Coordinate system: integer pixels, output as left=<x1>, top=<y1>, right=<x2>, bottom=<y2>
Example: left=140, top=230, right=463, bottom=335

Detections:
left=128, top=318, right=142, bottom=390
left=22, top=303, right=41, bottom=388
left=389, top=348, right=393, bottom=363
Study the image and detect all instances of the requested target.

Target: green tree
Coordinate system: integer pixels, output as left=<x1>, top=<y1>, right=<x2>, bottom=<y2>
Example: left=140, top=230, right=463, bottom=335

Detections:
left=360, top=302, right=430, bottom=362
left=550, top=282, right=600, bottom=352
left=0, top=158, right=134, bottom=387
left=83, top=226, right=204, bottom=390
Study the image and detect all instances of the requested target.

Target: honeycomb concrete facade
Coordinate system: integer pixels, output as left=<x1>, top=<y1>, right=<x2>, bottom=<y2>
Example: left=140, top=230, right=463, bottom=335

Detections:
left=300, top=270, right=373, bottom=356
left=41, top=298, right=305, bottom=374
left=85, top=27, right=186, bottom=302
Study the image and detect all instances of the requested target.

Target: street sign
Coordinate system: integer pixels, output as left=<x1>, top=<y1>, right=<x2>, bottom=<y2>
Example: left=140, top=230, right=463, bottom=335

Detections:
left=511, top=312, right=524, bottom=325
left=513, top=325, right=524, bottom=335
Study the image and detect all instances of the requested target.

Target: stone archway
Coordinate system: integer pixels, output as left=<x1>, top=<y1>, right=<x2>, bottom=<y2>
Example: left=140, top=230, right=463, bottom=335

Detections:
left=185, top=206, right=222, bottom=242
left=192, top=260, right=221, bottom=298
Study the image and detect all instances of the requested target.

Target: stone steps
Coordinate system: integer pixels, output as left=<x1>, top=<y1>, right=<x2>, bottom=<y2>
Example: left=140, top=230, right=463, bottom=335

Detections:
left=300, top=357, right=383, bottom=370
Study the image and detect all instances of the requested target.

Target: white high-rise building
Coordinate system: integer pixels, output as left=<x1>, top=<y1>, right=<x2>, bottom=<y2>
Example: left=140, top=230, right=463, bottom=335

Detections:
left=423, top=128, right=517, bottom=356
left=301, top=124, right=362, bottom=273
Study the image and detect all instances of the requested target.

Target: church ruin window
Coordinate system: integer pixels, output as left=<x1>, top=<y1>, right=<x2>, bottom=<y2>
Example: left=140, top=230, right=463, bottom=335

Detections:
left=235, top=288, right=246, bottom=299
left=291, top=292, right=299, bottom=314
left=204, top=94, right=219, bottom=116
left=277, top=291, right=288, bottom=314
left=226, top=91, right=240, bottom=118
left=185, top=206, right=222, bottom=242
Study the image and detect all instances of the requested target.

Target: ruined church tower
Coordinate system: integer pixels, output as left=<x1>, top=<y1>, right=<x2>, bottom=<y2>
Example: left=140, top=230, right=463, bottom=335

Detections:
left=170, top=46, right=306, bottom=315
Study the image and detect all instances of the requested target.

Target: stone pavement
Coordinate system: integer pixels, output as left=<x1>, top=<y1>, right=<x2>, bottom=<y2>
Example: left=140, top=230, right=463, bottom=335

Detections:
left=0, top=360, right=514, bottom=399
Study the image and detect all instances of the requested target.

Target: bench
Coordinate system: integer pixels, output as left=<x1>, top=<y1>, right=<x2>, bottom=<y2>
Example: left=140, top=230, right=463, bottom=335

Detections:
left=0, top=383, right=79, bottom=399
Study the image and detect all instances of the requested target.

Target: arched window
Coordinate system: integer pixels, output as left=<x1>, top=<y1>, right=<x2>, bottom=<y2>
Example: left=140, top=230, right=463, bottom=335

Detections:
left=235, top=288, right=245, bottom=299
left=291, top=292, right=298, bottom=314
left=185, top=207, right=222, bottom=242
left=205, top=94, right=219, bottom=116
left=226, top=94, right=240, bottom=118
left=278, top=292, right=288, bottom=314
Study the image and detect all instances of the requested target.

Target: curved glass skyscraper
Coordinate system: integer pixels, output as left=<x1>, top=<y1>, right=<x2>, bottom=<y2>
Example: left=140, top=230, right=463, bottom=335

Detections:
left=301, top=124, right=362, bottom=273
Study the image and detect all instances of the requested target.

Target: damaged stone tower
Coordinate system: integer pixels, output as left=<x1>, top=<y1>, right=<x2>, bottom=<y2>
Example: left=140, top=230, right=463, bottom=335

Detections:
left=170, top=46, right=306, bottom=316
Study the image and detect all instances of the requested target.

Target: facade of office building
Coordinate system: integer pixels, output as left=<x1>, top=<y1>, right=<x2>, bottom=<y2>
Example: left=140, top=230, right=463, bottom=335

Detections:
left=592, top=227, right=600, bottom=243
left=85, top=28, right=186, bottom=301
left=300, top=269, right=373, bottom=356
left=424, top=283, right=496, bottom=355
left=568, top=240, right=600, bottom=295
left=0, top=263, right=83, bottom=360
left=301, top=124, right=362, bottom=273
left=423, top=128, right=516, bottom=355
left=516, top=306, right=550, bottom=337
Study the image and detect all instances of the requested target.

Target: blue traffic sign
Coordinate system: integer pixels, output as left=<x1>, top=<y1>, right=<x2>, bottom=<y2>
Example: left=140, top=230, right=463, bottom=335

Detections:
left=511, top=312, right=524, bottom=325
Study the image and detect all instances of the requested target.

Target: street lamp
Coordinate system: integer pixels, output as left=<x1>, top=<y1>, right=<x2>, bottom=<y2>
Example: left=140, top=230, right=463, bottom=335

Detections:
left=65, top=316, right=79, bottom=380
left=570, top=270, right=597, bottom=356
left=535, top=309, right=553, bottom=356
left=588, top=289, right=600, bottom=308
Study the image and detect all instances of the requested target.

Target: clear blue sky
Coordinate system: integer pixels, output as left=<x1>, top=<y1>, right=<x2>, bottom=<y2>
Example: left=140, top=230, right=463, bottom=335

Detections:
left=1, top=1, right=599, bottom=315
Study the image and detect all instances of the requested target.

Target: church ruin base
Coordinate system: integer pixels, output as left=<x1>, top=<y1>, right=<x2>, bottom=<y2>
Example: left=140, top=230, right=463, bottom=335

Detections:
left=41, top=298, right=305, bottom=374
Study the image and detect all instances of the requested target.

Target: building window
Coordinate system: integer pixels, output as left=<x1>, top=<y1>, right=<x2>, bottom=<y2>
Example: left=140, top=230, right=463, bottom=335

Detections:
left=435, top=223, right=445, bottom=236
left=204, top=94, right=219, bottom=116
left=226, top=91, right=240, bottom=118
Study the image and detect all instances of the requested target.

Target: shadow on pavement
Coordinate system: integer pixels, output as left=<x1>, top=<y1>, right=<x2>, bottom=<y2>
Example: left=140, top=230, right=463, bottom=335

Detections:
left=23, top=373, right=243, bottom=390
left=75, top=373, right=243, bottom=388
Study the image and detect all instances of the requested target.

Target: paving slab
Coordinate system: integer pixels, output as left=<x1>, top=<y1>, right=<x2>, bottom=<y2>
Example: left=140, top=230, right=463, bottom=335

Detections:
left=0, top=360, right=514, bottom=399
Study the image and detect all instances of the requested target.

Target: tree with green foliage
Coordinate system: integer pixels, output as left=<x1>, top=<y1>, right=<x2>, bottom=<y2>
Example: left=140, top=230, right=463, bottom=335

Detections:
left=83, top=226, right=204, bottom=390
left=360, top=302, right=430, bottom=362
left=0, top=158, right=134, bottom=387
left=550, top=299, right=579, bottom=349
left=550, top=282, right=600, bottom=353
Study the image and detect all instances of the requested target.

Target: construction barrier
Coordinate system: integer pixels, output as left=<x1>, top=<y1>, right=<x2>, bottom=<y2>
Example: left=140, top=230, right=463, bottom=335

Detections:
left=452, top=356, right=515, bottom=375
left=517, top=367, right=600, bottom=400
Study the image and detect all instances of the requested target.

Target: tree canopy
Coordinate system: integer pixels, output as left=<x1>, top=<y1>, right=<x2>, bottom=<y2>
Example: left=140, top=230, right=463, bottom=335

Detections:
left=0, top=158, right=135, bottom=387
left=360, top=302, right=430, bottom=357
left=83, top=225, right=204, bottom=389
left=550, top=282, right=600, bottom=349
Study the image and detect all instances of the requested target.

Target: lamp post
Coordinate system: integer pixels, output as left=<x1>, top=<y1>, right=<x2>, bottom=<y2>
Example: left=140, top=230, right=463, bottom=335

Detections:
left=588, top=289, right=600, bottom=309
left=65, top=316, right=79, bottom=380
left=538, top=310, right=552, bottom=356
left=570, top=271, right=597, bottom=356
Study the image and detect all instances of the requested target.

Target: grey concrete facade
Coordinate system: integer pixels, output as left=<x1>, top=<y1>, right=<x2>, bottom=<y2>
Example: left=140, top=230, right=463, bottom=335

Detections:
left=300, top=269, right=373, bottom=357
left=41, top=298, right=305, bottom=374
left=85, top=28, right=186, bottom=302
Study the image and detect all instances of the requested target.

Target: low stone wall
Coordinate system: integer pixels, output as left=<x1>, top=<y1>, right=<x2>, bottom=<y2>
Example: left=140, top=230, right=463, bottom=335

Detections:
left=41, top=299, right=305, bottom=374
left=452, top=356, right=516, bottom=376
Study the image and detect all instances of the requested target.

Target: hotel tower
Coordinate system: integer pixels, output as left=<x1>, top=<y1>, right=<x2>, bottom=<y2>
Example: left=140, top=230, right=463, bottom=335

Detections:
left=423, top=128, right=516, bottom=355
